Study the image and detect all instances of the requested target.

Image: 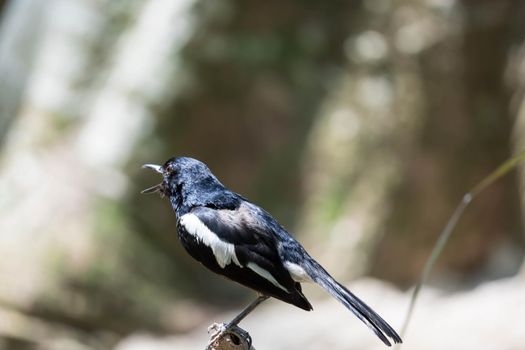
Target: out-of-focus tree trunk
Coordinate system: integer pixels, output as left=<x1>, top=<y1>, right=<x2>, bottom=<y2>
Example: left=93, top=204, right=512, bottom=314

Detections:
left=297, top=26, right=424, bottom=279
left=0, top=0, right=46, bottom=145
left=297, top=0, right=447, bottom=280
left=509, top=3, right=525, bottom=274
left=0, top=0, right=8, bottom=21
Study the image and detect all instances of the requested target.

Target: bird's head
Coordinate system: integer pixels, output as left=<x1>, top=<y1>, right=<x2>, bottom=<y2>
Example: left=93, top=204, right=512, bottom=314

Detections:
left=141, top=156, right=220, bottom=198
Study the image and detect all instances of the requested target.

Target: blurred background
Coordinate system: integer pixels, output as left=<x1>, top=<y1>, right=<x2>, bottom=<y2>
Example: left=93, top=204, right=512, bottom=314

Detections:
left=1, top=0, right=525, bottom=349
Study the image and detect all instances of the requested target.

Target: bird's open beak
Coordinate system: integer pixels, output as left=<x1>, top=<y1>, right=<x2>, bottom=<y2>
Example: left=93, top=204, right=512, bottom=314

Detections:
left=142, top=164, right=163, bottom=173
left=141, top=164, right=164, bottom=195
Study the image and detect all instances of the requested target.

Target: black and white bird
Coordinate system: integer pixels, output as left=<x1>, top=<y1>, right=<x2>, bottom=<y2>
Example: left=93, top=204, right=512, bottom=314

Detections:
left=142, top=156, right=401, bottom=346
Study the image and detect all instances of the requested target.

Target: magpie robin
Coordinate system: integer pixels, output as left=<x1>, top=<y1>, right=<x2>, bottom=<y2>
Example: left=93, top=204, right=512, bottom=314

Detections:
left=142, top=157, right=401, bottom=346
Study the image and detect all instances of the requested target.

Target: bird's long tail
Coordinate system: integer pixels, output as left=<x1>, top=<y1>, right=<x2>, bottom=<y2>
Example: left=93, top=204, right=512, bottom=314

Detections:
left=303, top=257, right=402, bottom=346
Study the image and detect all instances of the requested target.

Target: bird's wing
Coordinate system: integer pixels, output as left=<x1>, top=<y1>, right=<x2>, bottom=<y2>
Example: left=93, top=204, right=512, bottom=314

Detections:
left=181, top=204, right=297, bottom=291
left=187, top=204, right=261, bottom=245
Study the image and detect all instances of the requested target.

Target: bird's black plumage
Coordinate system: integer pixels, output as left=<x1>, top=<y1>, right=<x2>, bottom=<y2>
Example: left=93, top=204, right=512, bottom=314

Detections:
left=142, top=156, right=401, bottom=346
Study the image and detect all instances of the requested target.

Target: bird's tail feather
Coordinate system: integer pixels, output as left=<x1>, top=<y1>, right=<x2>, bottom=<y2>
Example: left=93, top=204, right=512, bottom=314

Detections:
left=303, top=257, right=402, bottom=346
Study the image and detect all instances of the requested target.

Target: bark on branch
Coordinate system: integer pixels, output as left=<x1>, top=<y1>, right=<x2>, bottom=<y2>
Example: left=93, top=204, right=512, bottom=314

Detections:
left=206, top=323, right=255, bottom=350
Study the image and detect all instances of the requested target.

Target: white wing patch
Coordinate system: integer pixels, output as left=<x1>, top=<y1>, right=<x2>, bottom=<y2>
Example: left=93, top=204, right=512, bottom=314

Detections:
left=247, top=262, right=288, bottom=292
left=180, top=213, right=241, bottom=268
left=284, top=262, right=312, bottom=283
left=180, top=212, right=293, bottom=293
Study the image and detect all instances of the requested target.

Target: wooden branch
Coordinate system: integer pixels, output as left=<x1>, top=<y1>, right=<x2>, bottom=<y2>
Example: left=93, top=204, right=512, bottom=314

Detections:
left=206, top=323, right=255, bottom=350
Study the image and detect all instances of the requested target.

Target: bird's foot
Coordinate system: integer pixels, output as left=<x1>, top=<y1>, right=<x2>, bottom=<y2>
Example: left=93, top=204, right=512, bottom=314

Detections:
left=206, top=322, right=252, bottom=350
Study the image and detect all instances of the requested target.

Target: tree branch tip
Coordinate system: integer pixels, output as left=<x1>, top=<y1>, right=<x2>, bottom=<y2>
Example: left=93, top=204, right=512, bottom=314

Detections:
left=206, top=322, right=255, bottom=350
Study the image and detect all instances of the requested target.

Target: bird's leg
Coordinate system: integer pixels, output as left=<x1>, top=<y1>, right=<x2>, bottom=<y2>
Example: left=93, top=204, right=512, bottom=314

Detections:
left=225, top=294, right=269, bottom=330
left=207, top=295, right=269, bottom=349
